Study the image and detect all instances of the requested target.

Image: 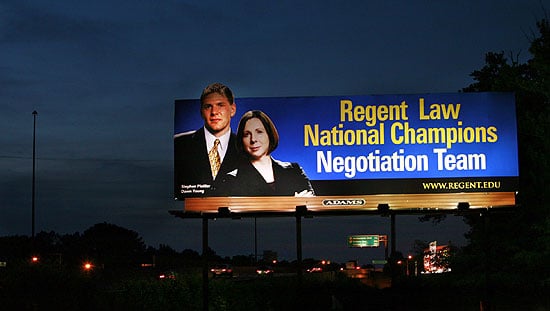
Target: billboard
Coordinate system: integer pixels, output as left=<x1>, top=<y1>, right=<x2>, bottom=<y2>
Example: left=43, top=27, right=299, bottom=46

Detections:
left=423, top=241, right=452, bottom=274
left=174, top=92, right=518, bottom=213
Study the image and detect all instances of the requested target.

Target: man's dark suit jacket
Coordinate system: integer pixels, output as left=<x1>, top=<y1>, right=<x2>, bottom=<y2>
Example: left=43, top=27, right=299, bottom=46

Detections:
left=174, top=128, right=240, bottom=199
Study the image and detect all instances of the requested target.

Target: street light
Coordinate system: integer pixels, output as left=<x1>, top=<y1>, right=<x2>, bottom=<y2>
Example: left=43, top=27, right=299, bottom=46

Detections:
left=31, top=111, right=37, bottom=239
left=406, top=255, right=413, bottom=276
left=83, top=262, right=93, bottom=271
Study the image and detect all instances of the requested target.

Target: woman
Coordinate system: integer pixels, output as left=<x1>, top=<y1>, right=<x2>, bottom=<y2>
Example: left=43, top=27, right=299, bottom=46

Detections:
left=222, top=110, right=314, bottom=197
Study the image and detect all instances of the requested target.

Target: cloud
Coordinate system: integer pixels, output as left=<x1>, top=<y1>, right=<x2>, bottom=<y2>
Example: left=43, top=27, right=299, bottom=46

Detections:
left=0, top=0, right=544, bottom=262
left=0, top=1, right=117, bottom=44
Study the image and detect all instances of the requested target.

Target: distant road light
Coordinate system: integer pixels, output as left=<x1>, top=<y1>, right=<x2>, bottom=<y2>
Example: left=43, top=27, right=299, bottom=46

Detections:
left=83, top=262, right=93, bottom=271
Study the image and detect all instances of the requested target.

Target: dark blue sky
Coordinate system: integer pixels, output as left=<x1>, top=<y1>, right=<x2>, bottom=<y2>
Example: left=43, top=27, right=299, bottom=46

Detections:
left=1, top=0, right=546, bottom=263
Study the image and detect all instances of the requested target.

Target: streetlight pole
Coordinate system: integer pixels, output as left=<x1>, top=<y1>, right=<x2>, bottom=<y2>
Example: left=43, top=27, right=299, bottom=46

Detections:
left=31, top=110, right=37, bottom=239
left=406, top=255, right=412, bottom=276
left=254, top=217, right=258, bottom=264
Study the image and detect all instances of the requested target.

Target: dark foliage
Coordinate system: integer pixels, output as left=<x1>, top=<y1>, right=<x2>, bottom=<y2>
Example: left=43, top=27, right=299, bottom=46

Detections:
left=455, top=18, right=550, bottom=292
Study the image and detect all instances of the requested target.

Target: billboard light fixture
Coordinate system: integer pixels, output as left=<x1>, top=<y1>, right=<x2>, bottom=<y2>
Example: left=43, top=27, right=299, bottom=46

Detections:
left=296, top=205, right=308, bottom=215
left=457, top=202, right=470, bottom=211
left=218, top=207, right=231, bottom=216
left=377, top=203, right=390, bottom=212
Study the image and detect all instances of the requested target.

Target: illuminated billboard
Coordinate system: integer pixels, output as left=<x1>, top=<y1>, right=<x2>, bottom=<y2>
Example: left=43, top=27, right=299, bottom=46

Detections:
left=423, top=241, right=452, bottom=274
left=174, top=91, right=518, bottom=213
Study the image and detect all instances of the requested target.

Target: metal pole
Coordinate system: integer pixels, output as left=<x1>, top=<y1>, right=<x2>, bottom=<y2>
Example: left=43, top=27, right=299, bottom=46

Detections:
left=380, top=235, right=388, bottom=260
left=202, top=217, right=209, bottom=311
left=296, top=212, right=303, bottom=282
left=390, top=213, right=396, bottom=257
left=254, top=217, right=258, bottom=264
left=390, top=213, right=397, bottom=285
left=32, top=111, right=37, bottom=239
left=384, top=238, right=389, bottom=260
left=480, top=211, right=491, bottom=311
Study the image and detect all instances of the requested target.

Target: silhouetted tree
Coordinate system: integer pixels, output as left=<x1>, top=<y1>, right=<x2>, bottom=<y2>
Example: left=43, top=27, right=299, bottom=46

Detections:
left=181, top=248, right=201, bottom=260
left=231, top=254, right=255, bottom=266
left=411, top=240, right=429, bottom=256
left=81, top=222, right=147, bottom=270
left=0, top=235, right=31, bottom=263
left=58, top=232, right=84, bottom=267
left=457, top=18, right=550, bottom=290
left=152, top=243, right=182, bottom=269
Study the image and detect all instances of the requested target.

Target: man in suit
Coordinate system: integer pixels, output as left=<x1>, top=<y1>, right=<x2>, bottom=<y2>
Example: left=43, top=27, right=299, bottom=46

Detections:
left=174, top=83, right=240, bottom=199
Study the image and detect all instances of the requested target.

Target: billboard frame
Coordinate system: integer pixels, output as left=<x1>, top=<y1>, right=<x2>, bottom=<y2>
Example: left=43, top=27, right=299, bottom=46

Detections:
left=174, top=92, right=518, bottom=214
left=179, top=191, right=515, bottom=214
left=170, top=197, right=516, bottom=219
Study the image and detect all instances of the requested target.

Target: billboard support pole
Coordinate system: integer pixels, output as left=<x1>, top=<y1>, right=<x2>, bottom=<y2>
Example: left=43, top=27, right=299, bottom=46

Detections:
left=390, top=213, right=396, bottom=257
left=254, top=217, right=258, bottom=264
left=480, top=210, right=492, bottom=311
left=379, top=235, right=389, bottom=260
left=296, top=206, right=306, bottom=285
left=202, top=216, right=209, bottom=311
